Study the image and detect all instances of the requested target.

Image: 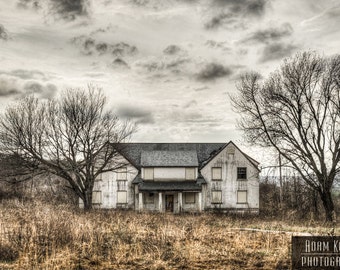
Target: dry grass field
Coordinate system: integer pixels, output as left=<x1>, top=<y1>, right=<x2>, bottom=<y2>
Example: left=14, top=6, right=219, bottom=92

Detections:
left=0, top=200, right=338, bottom=270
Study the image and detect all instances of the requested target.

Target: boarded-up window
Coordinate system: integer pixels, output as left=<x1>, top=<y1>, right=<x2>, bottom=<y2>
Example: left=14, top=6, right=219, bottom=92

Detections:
left=211, top=191, right=222, bottom=204
left=185, top=168, right=195, bottom=180
left=117, top=191, right=127, bottom=204
left=117, top=167, right=127, bottom=180
left=92, top=191, right=102, bottom=204
left=237, top=167, right=247, bottom=180
left=144, top=168, right=154, bottom=180
left=145, top=193, right=154, bottom=204
left=212, top=167, right=222, bottom=180
left=237, top=191, right=247, bottom=204
left=185, top=192, right=195, bottom=204
left=117, top=180, right=127, bottom=191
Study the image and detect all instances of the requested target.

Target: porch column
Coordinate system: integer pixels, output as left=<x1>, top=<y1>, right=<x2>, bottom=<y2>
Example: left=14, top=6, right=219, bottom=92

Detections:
left=158, top=192, right=163, bottom=212
left=178, top=192, right=183, bottom=213
left=139, top=192, right=143, bottom=211
left=198, top=192, right=202, bottom=212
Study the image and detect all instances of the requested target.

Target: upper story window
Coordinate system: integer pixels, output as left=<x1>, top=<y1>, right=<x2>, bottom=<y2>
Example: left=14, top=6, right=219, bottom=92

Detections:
left=185, top=168, right=196, bottom=180
left=212, top=167, right=222, bottom=181
left=144, top=168, right=154, bottom=180
left=237, top=167, right=247, bottom=180
left=117, top=167, right=127, bottom=180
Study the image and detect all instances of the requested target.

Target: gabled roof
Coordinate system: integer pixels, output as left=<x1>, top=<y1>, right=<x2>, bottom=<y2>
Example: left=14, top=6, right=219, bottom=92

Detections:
left=113, top=142, right=260, bottom=171
left=200, top=141, right=260, bottom=171
left=141, top=150, right=198, bottom=167
left=113, top=143, right=226, bottom=169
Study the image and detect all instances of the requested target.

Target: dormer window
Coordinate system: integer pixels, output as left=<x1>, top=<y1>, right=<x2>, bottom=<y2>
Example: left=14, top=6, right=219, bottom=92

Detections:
left=144, top=168, right=154, bottom=180
left=185, top=168, right=196, bottom=180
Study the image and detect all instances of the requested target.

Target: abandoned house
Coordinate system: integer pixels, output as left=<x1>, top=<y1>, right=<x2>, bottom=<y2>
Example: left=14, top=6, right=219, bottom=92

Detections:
left=81, top=141, right=260, bottom=213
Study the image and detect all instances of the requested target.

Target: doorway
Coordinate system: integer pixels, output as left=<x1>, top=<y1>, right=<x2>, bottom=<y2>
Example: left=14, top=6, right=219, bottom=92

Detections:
left=165, top=195, right=174, bottom=212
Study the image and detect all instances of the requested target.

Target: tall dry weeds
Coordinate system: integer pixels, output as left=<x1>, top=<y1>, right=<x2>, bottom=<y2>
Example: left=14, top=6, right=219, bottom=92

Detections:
left=0, top=200, right=337, bottom=269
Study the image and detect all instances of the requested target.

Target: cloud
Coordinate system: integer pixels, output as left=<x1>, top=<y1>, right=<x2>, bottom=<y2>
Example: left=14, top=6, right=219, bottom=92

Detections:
left=116, top=105, right=155, bottom=125
left=195, top=62, right=232, bottom=81
left=183, top=100, right=197, bottom=109
left=71, top=36, right=138, bottom=57
left=134, top=56, right=190, bottom=75
left=4, top=69, right=50, bottom=80
left=0, top=24, right=9, bottom=40
left=205, top=40, right=231, bottom=51
left=49, top=0, right=90, bottom=21
left=17, top=0, right=41, bottom=9
left=260, top=43, right=298, bottom=62
left=242, top=23, right=293, bottom=44
left=23, top=81, right=57, bottom=99
left=212, top=0, right=267, bottom=16
left=205, top=13, right=234, bottom=29
left=0, top=70, right=57, bottom=98
left=163, top=45, right=182, bottom=55
left=205, top=0, right=268, bottom=29
left=0, top=77, right=21, bottom=96
left=111, top=58, right=130, bottom=69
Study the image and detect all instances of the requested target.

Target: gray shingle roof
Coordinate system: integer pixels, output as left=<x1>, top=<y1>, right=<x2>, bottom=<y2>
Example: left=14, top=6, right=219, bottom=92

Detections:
left=141, top=150, right=198, bottom=167
left=138, top=181, right=202, bottom=191
left=113, top=143, right=226, bottom=169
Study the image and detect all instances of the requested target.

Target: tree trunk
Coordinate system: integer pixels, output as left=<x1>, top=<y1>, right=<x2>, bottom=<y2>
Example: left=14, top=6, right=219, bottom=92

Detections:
left=82, top=190, right=93, bottom=211
left=319, top=190, right=335, bottom=222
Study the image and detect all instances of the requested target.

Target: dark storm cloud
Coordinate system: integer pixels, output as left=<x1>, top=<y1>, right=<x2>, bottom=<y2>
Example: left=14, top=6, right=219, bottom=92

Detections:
left=196, top=63, right=232, bottom=81
left=205, top=13, right=234, bottom=29
left=0, top=24, right=9, bottom=40
left=49, top=0, right=90, bottom=20
left=242, top=23, right=293, bottom=44
left=112, top=58, right=129, bottom=69
left=205, top=0, right=268, bottom=29
left=212, top=0, right=267, bottom=16
left=116, top=106, right=155, bottom=125
left=260, top=43, right=298, bottom=62
left=71, top=36, right=138, bottom=57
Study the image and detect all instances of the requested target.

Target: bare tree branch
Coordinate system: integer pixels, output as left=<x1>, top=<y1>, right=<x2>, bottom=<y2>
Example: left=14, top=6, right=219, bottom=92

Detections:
left=231, top=51, right=340, bottom=221
left=0, top=85, right=135, bottom=210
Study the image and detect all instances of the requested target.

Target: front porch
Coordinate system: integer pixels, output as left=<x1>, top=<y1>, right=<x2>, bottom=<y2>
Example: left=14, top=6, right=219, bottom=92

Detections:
left=135, top=181, right=204, bottom=213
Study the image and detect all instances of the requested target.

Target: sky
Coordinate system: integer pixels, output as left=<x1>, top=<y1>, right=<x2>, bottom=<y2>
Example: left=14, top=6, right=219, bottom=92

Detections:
left=0, top=0, right=340, bottom=164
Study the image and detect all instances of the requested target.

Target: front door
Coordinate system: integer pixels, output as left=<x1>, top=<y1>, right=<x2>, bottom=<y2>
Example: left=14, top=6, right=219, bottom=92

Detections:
left=165, top=195, right=174, bottom=212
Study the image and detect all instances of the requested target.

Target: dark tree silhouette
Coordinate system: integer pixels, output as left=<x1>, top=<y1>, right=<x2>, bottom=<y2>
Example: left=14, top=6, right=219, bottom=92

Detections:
left=231, top=52, right=340, bottom=221
left=0, top=86, right=134, bottom=210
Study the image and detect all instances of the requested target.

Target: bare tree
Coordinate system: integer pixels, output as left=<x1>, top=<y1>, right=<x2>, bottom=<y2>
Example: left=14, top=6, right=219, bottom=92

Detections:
left=0, top=86, right=134, bottom=210
left=231, top=52, right=340, bottom=222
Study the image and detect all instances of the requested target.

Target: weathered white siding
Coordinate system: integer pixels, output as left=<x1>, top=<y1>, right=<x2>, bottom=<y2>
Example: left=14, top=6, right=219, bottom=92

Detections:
left=79, top=156, right=138, bottom=209
left=201, top=143, right=259, bottom=211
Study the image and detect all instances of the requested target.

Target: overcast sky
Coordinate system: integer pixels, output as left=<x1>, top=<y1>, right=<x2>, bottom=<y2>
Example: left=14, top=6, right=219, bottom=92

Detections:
left=0, top=0, right=340, bottom=162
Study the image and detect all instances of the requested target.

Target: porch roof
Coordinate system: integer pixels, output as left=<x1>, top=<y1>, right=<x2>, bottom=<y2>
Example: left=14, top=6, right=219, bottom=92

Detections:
left=132, top=173, right=207, bottom=185
left=138, top=181, right=202, bottom=192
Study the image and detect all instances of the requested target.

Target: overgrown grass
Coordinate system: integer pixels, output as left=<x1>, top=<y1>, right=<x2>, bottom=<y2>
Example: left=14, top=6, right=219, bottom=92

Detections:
left=0, top=200, right=338, bottom=270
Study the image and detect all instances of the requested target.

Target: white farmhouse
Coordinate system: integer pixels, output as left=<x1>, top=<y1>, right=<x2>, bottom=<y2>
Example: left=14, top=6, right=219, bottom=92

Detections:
left=89, top=141, right=260, bottom=213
